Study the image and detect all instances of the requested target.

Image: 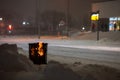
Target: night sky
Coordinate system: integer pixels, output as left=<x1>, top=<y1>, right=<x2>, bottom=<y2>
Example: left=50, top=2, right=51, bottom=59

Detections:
left=0, top=0, right=113, bottom=26
left=0, top=0, right=112, bottom=18
left=0, top=0, right=35, bottom=19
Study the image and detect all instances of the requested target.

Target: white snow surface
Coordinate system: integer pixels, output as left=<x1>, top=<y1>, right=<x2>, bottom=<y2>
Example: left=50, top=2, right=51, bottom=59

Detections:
left=0, top=31, right=120, bottom=52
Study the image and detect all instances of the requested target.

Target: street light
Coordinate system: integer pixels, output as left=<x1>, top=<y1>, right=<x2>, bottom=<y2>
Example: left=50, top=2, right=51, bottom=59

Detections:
left=36, top=0, right=40, bottom=39
left=66, top=0, right=70, bottom=37
left=0, top=18, right=2, bottom=21
left=8, top=24, right=13, bottom=34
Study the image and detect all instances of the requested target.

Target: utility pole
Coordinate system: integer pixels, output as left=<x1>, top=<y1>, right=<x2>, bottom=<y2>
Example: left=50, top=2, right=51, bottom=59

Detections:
left=66, top=0, right=70, bottom=37
left=36, top=0, right=40, bottom=39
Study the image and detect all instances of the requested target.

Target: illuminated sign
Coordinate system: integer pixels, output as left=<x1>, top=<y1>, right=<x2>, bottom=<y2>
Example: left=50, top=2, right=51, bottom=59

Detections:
left=109, top=17, right=120, bottom=21
left=91, top=14, right=99, bottom=21
left=118, top=17, right=120, bottom=20
left=29, top=42, right=48, bottom=64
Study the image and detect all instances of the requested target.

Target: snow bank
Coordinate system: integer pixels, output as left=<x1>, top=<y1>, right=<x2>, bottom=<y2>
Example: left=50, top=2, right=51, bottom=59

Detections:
left=0, top=44, right=37, bottom=72
left=0, top=44, right=120, bottom=80
left=73, top=31, right=120, bottom=43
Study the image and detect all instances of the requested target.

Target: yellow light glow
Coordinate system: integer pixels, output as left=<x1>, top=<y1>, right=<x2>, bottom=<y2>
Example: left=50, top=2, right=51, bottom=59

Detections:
left=91, top=14, right=99, bottom=21
left=38, top=42, right=44, bottom=56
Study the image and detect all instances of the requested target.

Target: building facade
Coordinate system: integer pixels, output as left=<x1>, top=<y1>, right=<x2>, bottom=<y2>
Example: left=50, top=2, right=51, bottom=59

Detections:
left=92, top=0, right=120, bottom=31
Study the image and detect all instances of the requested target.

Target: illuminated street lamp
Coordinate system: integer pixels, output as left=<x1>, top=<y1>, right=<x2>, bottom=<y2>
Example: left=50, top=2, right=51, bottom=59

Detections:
left=0, top=18, right=2, bottom=21
left=36, top=0, right=40, bottom=39
left=66, top=0, right=70, bottom=37
left=8, top=25, right=12, bottom=30
left=8, top=25, right=13, bottom=34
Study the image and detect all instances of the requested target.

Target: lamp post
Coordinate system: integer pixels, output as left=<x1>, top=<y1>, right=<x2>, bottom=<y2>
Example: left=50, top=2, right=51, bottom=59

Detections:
left=66, top=0, right=70, bottom=37
left=36, top=0, right=40, bottom=39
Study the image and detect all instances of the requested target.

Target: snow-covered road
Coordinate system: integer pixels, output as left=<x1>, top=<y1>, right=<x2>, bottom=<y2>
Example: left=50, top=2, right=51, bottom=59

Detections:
left=0, top=37, right=120, bottom=52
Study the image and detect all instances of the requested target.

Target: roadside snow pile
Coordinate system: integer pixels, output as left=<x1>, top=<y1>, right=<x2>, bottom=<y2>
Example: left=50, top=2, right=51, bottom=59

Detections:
left=0, top=43, right=120, bottom=80
left=74, top=31, right=120, bottom=42
left=0, top=44, right=37, bottom=72
left=73, top=64, right=120, bottom=80
left=99, top=32, right=120, bottom=42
